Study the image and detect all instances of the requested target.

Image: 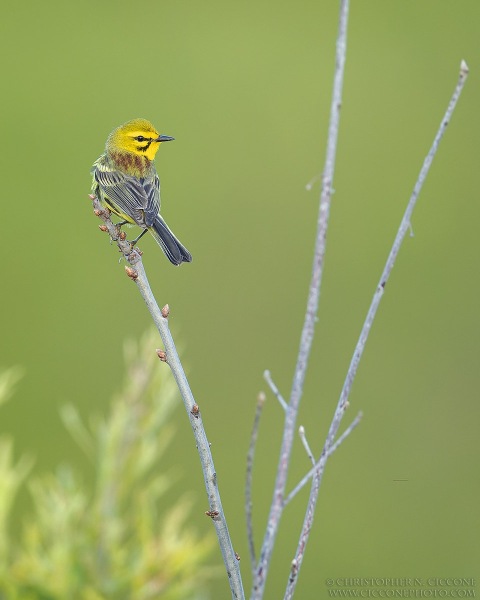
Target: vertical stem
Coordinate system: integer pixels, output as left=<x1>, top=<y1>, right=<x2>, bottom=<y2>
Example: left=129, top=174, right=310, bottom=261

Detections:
left=245, top=393, right=266, bottom=577
left=283, top=59, right=469, bottom=600
left=251, top=2, right=350, bottom=598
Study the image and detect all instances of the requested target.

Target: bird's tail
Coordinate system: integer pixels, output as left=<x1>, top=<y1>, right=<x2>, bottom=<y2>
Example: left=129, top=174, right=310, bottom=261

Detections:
left=149, top=215, right=192, bottom=265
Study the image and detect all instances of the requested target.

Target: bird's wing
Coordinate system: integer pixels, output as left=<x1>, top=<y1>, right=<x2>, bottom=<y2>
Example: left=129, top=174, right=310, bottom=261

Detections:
left=93, top=161, right=151, bottom=227
left=141, top=172, right=161, bottom=228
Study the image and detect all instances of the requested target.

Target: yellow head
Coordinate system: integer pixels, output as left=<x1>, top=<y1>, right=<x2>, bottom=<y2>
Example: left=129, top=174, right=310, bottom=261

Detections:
left=106, top=118, right=174, bottom=161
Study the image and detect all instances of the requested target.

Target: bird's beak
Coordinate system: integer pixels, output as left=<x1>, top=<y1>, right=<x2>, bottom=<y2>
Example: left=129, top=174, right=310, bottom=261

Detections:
left=156, top=134, right=175, bottom=142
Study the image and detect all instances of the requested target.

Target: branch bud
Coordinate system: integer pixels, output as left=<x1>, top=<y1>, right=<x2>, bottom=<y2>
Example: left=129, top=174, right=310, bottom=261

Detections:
left=125, top=266, right=138, bottom=280
left=156, top=349, right=167, bottom=362
left=205, top=510, right=219, bottom=519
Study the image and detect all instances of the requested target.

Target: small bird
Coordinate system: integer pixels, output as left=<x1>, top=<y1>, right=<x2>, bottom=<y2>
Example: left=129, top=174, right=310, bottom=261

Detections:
left=91, top=118, right=192, bottom=265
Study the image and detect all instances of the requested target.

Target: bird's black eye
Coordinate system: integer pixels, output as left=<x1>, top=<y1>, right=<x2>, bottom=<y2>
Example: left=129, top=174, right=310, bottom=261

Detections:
left=135, top=135, right=145, bottom=142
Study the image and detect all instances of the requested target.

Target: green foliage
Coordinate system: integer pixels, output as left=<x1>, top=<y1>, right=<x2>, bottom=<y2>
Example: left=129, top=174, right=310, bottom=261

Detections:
left=0, top=332, right=215, bottom=600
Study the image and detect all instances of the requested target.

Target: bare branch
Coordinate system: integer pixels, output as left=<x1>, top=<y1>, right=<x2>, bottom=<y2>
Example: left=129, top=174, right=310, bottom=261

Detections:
left=298, top=426, right=315, bottom=466
left=326, top=59, right=469, bottom=452
left=245, top=392, right=266, bottom=577
left=283, top=60, right=469, bottom=600
left=263, top=370, right=287, bottom=412
left=251, top=2, right=350, bottom=597
left=90, top=196, right=245, bottom=600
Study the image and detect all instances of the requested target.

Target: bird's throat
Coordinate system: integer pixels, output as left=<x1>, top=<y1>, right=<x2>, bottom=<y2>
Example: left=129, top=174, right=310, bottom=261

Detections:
left=109, top=150, right=152, bottom=177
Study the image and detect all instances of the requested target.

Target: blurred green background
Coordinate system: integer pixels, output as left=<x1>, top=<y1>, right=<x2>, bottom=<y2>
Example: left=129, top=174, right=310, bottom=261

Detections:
left=1, top=0, right=479, bottom=598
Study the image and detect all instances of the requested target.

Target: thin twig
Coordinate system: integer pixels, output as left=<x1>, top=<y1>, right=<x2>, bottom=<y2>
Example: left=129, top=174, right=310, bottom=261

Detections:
left=251, top=3, right=350, bottom=597
left=283, top=60, right=469, bottom=600
left=263, top=370, right=287, bottom=412
left=298, top=427, right=315, bottom=466
left=245, top=392, right=266, bottom=577
left=284, top=411, right=362, bottom=507
left=90, top=196, right=245, bottom=600
left=325, top=59, right=469, bottom=453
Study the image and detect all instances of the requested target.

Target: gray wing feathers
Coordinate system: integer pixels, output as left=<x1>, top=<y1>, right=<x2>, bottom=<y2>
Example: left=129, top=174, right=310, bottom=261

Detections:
left=142, top=174, right=161, bottom=227
left=94, top=165, right=160, bottom=228
left=92, top=156, right=191, bottom=265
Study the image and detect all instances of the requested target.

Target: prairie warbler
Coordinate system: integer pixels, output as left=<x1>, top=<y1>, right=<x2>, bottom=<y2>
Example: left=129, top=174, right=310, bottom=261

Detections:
left=91, top=118, right=192, bottom=265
